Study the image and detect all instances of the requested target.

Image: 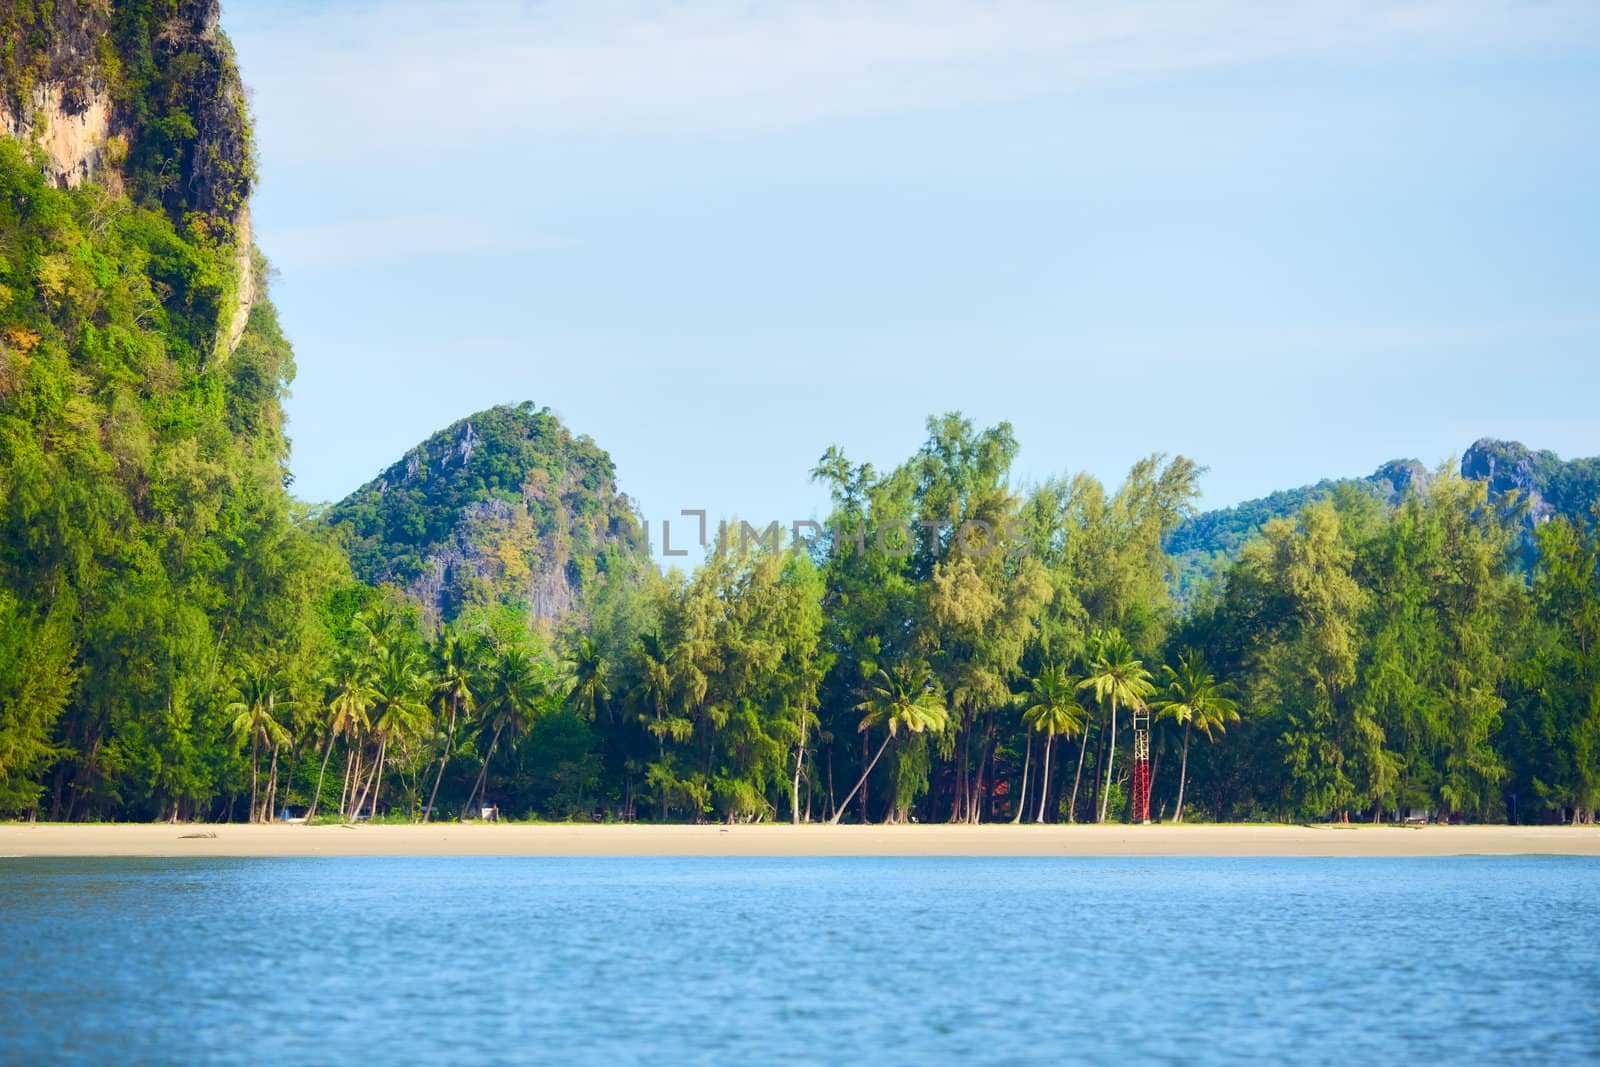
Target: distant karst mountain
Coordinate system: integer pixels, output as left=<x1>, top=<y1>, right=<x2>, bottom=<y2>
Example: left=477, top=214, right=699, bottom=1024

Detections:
left=326, top=403, right=646, bottom=626
left=1167, top=439, right=1600, bottom=598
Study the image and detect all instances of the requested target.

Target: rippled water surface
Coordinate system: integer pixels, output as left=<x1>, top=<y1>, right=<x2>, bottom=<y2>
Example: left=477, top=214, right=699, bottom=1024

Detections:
left=2, top=856, right=1597, bottom=1064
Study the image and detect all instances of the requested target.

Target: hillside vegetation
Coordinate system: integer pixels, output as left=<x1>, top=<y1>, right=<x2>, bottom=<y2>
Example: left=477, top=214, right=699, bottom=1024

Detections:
left=324, top=402, right=646, bottom=628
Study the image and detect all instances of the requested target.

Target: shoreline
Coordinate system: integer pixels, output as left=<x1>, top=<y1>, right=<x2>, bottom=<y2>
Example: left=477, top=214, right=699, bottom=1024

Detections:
left=2, top=823, right=1597, bottom=858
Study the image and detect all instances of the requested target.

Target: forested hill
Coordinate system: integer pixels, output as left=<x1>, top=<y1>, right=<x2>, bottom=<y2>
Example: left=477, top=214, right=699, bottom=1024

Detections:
left=1167, top=439, right=1600, bottom=598
left=324, top=403, right=646, bottom=627
left=0, top=0, right=347, bottom=819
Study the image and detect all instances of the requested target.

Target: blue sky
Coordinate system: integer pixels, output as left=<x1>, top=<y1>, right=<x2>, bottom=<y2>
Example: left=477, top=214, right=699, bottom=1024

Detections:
left=222, top=0, right=1600, bottom=539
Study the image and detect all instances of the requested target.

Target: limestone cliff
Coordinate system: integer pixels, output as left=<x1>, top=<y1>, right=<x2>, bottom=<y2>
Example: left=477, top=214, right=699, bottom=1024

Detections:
left=1167, top=440, right=1600, bottom=598
left=326, top=404, right=649, bottom=629
left=0, top=0, right=256, bottom=353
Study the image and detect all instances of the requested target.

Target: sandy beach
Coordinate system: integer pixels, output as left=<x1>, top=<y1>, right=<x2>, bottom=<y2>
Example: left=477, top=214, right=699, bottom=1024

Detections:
left=2, top=822, right=1597, bottom=858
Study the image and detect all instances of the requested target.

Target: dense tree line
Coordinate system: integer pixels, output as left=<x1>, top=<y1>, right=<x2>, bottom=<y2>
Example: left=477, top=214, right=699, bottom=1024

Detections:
left=10, top=383, right=1596, bottom=823
left=1, top=68, right=1595, bottom=823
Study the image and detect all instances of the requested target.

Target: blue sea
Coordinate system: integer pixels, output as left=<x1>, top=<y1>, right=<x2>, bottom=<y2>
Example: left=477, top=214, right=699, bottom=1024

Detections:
left=1, top=857, right=1597, bottom=1064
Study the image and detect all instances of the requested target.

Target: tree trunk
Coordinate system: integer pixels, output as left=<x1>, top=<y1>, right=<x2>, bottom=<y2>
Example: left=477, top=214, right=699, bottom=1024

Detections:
left=825, top=742, right=835, bottom=822
left=971, top=711, right=994, bottom=825
left=1098, top=697, right=1119, bottom=823
left=831, top=734, right=894, bottom=825
left=282, top=740, right=303, bottom=817
left=424, top=696, right=459, bottom=824
left=791, top=736, right=806, bottom=825
left=1036, top=735, right=1054, bottom=823
left=367, top=739, right=387, bottom=819
left=340, top=747, right=358, bottom=817
left=655, top=728, right=668, bottom=822
left=261, top=743, right=280, bottom=823
left=1068, top=719, right=1091, bottom=824
left=859, top=733, right=871, bottom=824
left=248, top=734, right=260, bottom=824
left=467, top=724, right=506, bottom=819
left=308, top=733, right=338, bottom=821
left=351, top=744, right=381, bottom=819
left=1011, top=732, right=1032, bottom=825
left=1174, top=720, right=1191, bottom=824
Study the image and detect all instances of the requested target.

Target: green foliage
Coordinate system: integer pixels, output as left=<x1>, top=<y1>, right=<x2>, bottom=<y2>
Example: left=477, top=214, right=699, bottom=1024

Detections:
left=324, top=402, right=647, bottom=627
left=0, top=124, right=346, bottom=820
left=1167, top=444, right=1600, bottom=601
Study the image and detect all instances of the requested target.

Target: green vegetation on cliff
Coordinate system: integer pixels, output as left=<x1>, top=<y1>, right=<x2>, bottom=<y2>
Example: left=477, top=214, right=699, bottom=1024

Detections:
left=0, top=5, right=350, bottom=819
left=1167, top=443, right=1600, bottom=599
left=325, top=402, right=646, bottom=627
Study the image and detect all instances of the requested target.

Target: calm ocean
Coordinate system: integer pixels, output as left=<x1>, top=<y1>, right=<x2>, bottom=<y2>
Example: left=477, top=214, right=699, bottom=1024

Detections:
left=2, top=856, right=1596, bottom=1064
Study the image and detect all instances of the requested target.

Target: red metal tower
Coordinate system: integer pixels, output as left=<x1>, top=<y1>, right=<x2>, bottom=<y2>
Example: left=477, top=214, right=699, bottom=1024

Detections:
left=1131, top=706, right=1152, bottom=824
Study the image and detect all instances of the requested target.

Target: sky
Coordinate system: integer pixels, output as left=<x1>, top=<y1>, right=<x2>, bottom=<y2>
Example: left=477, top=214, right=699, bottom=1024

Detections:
left=221, top=0, right=1600, bottom=544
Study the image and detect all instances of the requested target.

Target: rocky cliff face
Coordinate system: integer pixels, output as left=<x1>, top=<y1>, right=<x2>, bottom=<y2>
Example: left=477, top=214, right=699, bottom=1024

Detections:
left=326, top=404, right=648, bottom=629
left=1167, top=440, right=1600, bottom=598
left=1461, top=438, right=1556, bottom=524
left=0, top=0, right=255, bottom=353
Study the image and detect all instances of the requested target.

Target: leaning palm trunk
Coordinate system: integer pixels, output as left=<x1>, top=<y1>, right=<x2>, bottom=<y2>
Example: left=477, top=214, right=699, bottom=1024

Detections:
left=1173, top=720, right=1192, bottom=824
left=1036, top=735, right=1054, bottom=823
left=350, top=744, right=381, bottom=819
left=466, top=723, right=506, bottom=819
left=1011, top=732, right=1032, bottom=824
left=424, top=699, right=460, bottom=824
left=367, top=739, right=388, bottom=819
left=1097, top=697, right=1119, bottom=823
left=341, top=747, right=360, bottom=817
left=308, top=734, right=338, bottom=821
left=248, top=735, right=260, bottom=824
left=1068, top=722, right=1091, bottom=823
left=260, top=744, right=281, bottom=823
left=829, top=734, right=893, bottom=825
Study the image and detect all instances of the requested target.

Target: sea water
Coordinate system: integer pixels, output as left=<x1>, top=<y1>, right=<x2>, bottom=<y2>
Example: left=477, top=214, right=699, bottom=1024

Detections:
left=1, top=856, right=1596, bottom=1064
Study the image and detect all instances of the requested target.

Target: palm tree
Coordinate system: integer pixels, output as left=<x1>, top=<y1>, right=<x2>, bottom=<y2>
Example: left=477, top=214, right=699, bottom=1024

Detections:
left=565, top=635, right=610, bottom=721
left=227, top=664, right=291, bottom=823
left=423, top=629, right=481, bottom=823
left=1078, top=630, right=1156, bottom=824
left=1010, top=695, right=1032, bottom=825
left=307, top=650, right=371, bottom=820
left=1021, top=664, right=1087, bottom=823
left=353, top=603, right=402, bottom=653
left=353, top=642, right=431, bottom=820
left=635, top=632, right=691, bottom=819
left=465, top=648, right=545, bottom=817
left=1152, top=650, right=1240, bottom=823
left=830, top=663, right=949, bottom=825
left=636, top=632, right=674, bottom=757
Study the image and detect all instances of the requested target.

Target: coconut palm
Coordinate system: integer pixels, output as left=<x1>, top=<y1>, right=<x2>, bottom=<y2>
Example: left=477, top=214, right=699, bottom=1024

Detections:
left=636, top=632, right=675, bottom=757
left=636, top=632, right=692, bottom=818
left=353, top=602, right=403, bottom=654
left=830, top=663, right=950, bottom=825
left=423, top=629, right=482, bottom=823
left=1021, top=664, right=1087, bottom=823
left=465, top=648, right=546, bottom=817
left=1153, top=650, right=1240, bottom=823
left=227, top=664, right=292, bottom=823
left=565, top=635, right=610, bottom=721
left=1078, top=630, right=1156, bottom=824
left=307, top=649, right=371, bottom=820
left=353, top=642, right=431, bottom=819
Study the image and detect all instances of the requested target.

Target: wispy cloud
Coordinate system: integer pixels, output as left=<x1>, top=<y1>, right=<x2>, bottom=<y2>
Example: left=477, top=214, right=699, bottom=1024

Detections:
left=232, top=0, right=1600, bottom=159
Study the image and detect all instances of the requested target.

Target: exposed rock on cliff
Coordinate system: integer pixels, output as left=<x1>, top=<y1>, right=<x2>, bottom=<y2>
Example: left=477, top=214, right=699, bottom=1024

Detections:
left=1167, top=440, right=1600, bottom=598
left=0, top=0, right=256, bottom=352
left=326, top=403, right=648, bottom=628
